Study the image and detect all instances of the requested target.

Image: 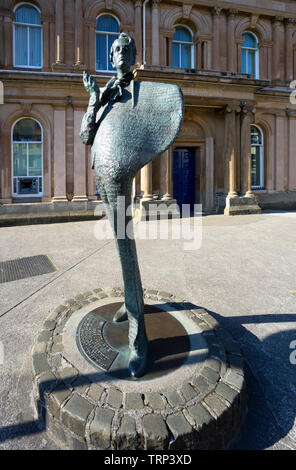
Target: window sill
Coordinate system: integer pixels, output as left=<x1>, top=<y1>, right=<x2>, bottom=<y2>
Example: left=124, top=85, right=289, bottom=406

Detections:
left=13, top=66, right=43, bottom=70
left=95, top=70, right=114, bottom=74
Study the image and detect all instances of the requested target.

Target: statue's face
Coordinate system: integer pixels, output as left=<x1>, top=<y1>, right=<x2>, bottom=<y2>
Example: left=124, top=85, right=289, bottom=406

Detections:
left=111, top=37, right=133, bottom=71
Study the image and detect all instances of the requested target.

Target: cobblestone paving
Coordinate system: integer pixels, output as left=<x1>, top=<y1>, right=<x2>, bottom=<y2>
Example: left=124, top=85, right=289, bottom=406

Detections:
left=32, top=288, right=246, bottom=450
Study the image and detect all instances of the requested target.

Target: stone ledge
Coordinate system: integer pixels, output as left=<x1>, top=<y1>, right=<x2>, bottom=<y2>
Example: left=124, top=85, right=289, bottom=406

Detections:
left=32, top=287, right=247, bottom=450
left=0, top=200, right=105, bottom=227
left=224, top=196, right=261, bottom=216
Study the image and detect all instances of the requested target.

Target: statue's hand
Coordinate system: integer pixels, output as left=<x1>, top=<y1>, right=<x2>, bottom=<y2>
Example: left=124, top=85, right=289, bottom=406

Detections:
left=83, top=71, right=100, bottom=98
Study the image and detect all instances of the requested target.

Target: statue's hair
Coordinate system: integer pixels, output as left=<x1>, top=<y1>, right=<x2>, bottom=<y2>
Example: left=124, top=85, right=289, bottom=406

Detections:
left=110, top=32, right=137, bottom=66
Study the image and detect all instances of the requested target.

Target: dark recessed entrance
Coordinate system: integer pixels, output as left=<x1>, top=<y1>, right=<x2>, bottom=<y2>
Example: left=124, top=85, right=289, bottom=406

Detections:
left=173, top=147, right=196, bottom=212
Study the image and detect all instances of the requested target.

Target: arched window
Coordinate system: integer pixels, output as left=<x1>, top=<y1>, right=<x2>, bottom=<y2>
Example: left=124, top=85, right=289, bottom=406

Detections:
left=12, top=118, right=43, bottom=197
left=172, top=25, right=194, bottom=69
left=13, top=4, right=42, bottom=68
left=95, top=14, right=120, bottom=72
left=251, top=125, right=264, bottom=189
left=241, top=32, right=259, bottom=78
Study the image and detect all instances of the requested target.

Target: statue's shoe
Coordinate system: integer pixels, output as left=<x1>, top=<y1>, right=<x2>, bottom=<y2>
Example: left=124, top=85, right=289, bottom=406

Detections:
left=113, top=303, right=128, bottom=322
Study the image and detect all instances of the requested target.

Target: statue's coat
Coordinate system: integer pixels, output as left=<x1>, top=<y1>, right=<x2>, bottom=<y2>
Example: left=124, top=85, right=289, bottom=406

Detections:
left=91, top=80, right=184, bottom=184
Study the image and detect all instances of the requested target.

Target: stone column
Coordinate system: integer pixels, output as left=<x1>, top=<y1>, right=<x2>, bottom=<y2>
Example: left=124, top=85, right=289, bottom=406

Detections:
left=41, top=16, right=50, bottom=70
left=196, top=40, right=202, bottom=69
left=151, top=0, right=160, bottom=65
left=0, top=16, right=4, bottom=66
left=141, top=162, right=153, bottom=200
left=200, top=38, right=211, bottom=70
left=224, top=104, right=261, bottom=215
left=227, top=9, right=237, bottom=73
left=160, top=148, right=173, bottom=200
left=52, top=106, right=68, bottom=202
left=236, top=38, right=244, bottom=74
left=240, top=106, right=254, bottom=197
left=204, top=137, right=215, bottom=212
left=272, top=16, right=282, bottom=82
left=267, top=42, right=273, bottom=79
left=87, top=20, right=96, bottom=73
left=285, top=19, right=295, bottom=83
left=275, top=112, right=285, bottom=191
left=55, top=0, right=64, bottom=64
left=166, top=33, right=173, bottom=66
left=134, top=0, right=143, bottom=64
left=224, top=105, right=237, bottom=198
left=42, top=127, right=51, bottom=202
left=83, top=22, right=89, bottom=69
left=212, top=7, right=221, bottom=70
left=75, top=0, right=84, bottom=67
left=73, top=108, right=88, bottom=201
left=288, top=113, right=296, bottom=190
left=258, top=41, right=266, bottom=79
left=49, top=19, right=56, bottom=65
left=0, top=122, right=12, bottom=203
left=4, top=15, right=13, bottom=67
left=135, top=170, right=141, bottom=197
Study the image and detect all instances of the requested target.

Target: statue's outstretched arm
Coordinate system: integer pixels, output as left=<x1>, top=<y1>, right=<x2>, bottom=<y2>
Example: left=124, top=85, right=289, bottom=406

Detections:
left=80, top=72, right=101, bottom=146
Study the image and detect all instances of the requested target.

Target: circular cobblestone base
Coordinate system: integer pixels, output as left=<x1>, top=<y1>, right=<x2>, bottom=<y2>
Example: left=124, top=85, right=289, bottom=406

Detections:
left=32, top=287, right=247, bottom=450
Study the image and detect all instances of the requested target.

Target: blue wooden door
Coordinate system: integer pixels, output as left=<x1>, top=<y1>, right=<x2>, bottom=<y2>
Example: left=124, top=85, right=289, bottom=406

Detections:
left=173, top=148, right=195, bottom=210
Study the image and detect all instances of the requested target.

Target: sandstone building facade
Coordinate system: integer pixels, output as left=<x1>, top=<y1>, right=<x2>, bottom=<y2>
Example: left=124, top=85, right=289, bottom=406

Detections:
left=0, top=0, right=296, bottom=221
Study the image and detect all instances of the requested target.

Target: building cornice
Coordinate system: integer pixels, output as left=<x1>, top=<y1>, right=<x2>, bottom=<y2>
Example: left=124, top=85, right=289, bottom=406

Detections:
left=164, top=0, right=296, bottom=20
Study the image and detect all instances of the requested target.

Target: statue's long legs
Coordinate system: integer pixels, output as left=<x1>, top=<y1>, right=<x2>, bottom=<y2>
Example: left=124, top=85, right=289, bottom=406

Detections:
left=97, top=177, right=149, bottom=378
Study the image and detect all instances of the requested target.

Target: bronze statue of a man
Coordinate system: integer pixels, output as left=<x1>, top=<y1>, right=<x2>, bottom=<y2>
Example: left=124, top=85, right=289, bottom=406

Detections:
left=80, top=33, right=183, bottom=378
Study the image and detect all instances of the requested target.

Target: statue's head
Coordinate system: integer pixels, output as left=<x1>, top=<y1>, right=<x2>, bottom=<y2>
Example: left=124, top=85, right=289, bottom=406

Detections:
left=110, top=33, right=137, bottom=73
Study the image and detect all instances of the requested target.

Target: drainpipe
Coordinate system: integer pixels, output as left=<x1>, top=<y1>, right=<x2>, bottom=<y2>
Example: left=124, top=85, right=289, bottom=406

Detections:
left=142, top=0, right=150, bottom=65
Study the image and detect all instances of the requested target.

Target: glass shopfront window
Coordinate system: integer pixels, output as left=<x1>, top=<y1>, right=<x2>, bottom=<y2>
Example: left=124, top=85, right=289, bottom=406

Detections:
left=12, top=118, right=43, bottom=197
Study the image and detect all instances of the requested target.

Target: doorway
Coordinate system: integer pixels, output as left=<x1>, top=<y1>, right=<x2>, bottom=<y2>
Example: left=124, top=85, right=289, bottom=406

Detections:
left=173, top=147, right=198, bottom=211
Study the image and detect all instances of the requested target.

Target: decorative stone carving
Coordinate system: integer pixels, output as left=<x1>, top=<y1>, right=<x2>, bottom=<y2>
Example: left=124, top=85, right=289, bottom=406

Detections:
left=182, top=4, right=192, bottom=19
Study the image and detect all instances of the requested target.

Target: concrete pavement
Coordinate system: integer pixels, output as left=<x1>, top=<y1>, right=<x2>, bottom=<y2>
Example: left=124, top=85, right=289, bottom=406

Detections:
left=0, top=210, right=295, bottom=449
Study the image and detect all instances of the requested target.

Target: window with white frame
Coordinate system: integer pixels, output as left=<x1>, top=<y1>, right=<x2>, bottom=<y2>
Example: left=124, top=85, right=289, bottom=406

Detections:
left=12, top=118, right=43, bottom=197
left=172, top=25, right=194, bottom=69
left=13, top=3, right=42, bottom=68
left=241, top=32, right=259, bottom=78
left=95, top=15, right=120, bottom=72
left=251, top=125, right=264, bottom=189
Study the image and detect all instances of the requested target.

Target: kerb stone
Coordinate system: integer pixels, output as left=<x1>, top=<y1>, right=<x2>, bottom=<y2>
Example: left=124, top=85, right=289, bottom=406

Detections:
left=48, top=384, right=72, bottom=419
left=187, top=402, right=215, bottom=439
left=87, top=383, right=104, bottom=402
left=166, top=412, right=198, bottom=450
left=164, top=390, right=185, bottom=407
left=61, top=392, right=94, bottom=437
left=144, top=393, right=165, bottom=410
left=116, top=415, right=138, bottom=450
left=223, top=369, right=245, bottom=391
left=32, top=353, right=51, bottom=377
left=142, top=414, right=170, bottom=450
left=90, top=407, right=115, bottom=449
left=106, top=388, right=123, bottom=408
left=125, top=392, right=143, bottom=409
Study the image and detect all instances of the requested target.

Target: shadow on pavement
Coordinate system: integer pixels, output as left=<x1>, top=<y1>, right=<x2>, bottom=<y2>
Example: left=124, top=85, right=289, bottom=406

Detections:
left=207, top=311, right=296, bottom=450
